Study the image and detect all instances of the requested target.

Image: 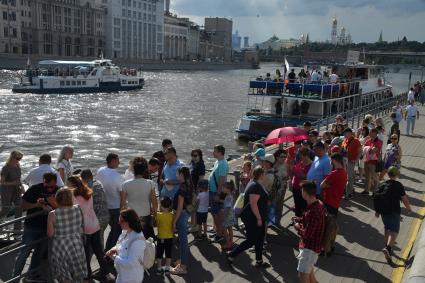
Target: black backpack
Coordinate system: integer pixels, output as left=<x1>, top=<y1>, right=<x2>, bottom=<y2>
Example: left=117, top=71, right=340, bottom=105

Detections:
left=373, top=181, right=396, bottom=214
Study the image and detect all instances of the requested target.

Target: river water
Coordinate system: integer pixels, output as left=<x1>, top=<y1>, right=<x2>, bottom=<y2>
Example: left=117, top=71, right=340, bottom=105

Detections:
left=0, top=63, right=423, bottom=173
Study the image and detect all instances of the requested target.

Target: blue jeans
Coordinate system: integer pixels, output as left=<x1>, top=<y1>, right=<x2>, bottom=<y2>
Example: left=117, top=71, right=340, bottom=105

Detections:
left=176, top=210, right=189, bottom=265
left=105, top=209, right=122, bottom=251
left=13, top=225, right=47, bottom=278
left=406, top=117, right=416, bottom=135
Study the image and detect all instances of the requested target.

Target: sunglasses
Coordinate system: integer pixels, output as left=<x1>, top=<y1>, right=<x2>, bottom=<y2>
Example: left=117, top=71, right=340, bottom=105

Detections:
left=191, top=154, right=198, bottom=157
left=391, top=138, right=398, bottom=140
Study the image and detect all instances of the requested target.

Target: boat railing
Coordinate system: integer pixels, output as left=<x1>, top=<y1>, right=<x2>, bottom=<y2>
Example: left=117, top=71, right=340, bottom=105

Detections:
left=248, top=78, right=370, bottom=100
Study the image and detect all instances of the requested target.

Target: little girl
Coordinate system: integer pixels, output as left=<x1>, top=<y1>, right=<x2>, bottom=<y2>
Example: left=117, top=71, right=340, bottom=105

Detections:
left=155, top=197, right=174, bottom=275
left=222, top=180, right=236, bottom=251
left=239, top=161, right=252, bottom=194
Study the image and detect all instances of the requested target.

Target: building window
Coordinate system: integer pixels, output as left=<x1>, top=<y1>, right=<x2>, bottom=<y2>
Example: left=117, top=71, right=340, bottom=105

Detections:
left=66, top=81, right=70, bottom=86
left=60, top=81, right=64, bottom=86
left=122, top=9, right=125, bottom=17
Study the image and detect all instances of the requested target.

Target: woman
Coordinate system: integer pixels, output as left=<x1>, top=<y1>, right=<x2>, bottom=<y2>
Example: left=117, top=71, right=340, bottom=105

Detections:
left=227, top=166, right=270, bottom=268
left=380, top=134, right=402, bottom=180
left=57, top=146, right=74, bottom=181
left=188, top=149, right=205, bottom=231
left=273, top=149, right=289, bottom=225
left=121, top=157, right=157, bottom=240
left=47, top=188, right=87, bottom=283
left=170, top=166, right=193, bottom=275
left=106, top=208, right=146, bottom=283
left=68, top=176, right=110, bottom=280
left=292, top=148, right=313, bottom=217
left=0, top=150, right=23, bottom=226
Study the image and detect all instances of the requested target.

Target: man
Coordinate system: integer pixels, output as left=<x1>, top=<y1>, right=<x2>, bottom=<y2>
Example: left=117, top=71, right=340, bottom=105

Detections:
left=362, top=128, right=383, bottom=195
left=373, top=167, right=412, bottom=261
left=80, top=169, right=109, bottom=245
left=96, top=153, right=124, bottom=250
left=294, top=181, right=325, bottom=283
left=208, top=145, right=229, bottom=242
left=288, top=69, right=296, bottom=83
left=13, top=173, right=59, bottom=281
left=341, top=128, right=361, bottom=198
left=152, top=139, right=173, bottom=186
left=329, top=71, right=339, bottom=84
left=24, top=153, right=64, bottom=187
left=404, top=100, right=419, bottom=136
left=308, top=130, right=319, bottom=145
left=303, top=121, right=312, bottom=133
left=320, top=153, right=347, bottom=255
left=159, top=147, right=183, bottom=200
left=148, top=157, right=160, bottom=180
left=392, top=101, right=403, bottom=124
left=310, top=69, right=319, bottom=83
left=407, top=87, right=415, bottom=103
left=306, top=142, right=331, bottom=196
left=388, top=113, right=401, bottom=142
left=287, top=140, right=302, bottom=177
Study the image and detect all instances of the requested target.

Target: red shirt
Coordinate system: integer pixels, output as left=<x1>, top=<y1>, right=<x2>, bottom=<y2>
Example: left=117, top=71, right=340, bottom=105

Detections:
left=364, top=137, right=383, bottom=165
left=342, top=136, right=362, bottom=161
left=322, top=168, right=347, bottom=209
left=297, top=201, right=325, bottom=253
left=291, top=161, right=312, bottom=191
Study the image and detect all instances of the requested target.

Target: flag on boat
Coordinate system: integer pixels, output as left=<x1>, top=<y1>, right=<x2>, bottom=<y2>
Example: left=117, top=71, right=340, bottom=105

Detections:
left=282, top=56, right=290, bottom=79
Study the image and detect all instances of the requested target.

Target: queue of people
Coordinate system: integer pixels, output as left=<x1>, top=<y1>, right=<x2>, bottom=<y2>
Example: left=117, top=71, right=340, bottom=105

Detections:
left=0, top=97, right=419, bottom=283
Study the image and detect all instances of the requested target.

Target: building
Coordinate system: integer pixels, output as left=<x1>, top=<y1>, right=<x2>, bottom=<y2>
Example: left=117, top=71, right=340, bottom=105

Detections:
left=232, top=29, right=241, bottom=50
left=0, top=0, right=23, bottom=54
left=330, top=17, right=352, bottom=46
left=163, top=13, right=190, bottom=60
left=104, top=0, right=164, bottom=60
left=254, top=35, right=302, bottom=51
left=204, top=17, right=232, bottom=61
left=187, top=23, right=200, bottom=60
left=243, top=36, right=249, bottom=48
left=331, top=17, right=338, bottom=45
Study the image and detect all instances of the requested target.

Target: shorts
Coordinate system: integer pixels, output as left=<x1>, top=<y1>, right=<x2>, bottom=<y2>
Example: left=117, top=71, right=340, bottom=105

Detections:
left=297, top=248, right=319, bottom=274
left=156, top=238, right=173, bottom=259
left=196, top=212, right=208, bottom=225
left=209, top=192, right=223, bottom=215
left=382, top=213, right=401, bottom=233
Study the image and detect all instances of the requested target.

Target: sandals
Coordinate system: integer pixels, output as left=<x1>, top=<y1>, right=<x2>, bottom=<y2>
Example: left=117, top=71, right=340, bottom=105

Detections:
left=170, top=264, right=187, bottom=275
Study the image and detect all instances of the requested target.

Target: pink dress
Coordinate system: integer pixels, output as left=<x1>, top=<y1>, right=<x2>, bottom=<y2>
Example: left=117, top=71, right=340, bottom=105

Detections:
left=75, top=195, right=100, bottom=235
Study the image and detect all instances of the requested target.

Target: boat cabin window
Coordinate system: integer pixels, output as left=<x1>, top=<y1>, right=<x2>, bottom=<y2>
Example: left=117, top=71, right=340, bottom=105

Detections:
left=72, top=81, right=76, bottom=86
left=60, top=81, right=64, bottom=86
left=77, top=81, right=81, bottom=86
left=82, top=81, right=86, bottom=86
left=122, top=80, right=127, bottom=84
left=91, top=69, right=97, bottom=76
left=66, top=81, right=70, bottom=86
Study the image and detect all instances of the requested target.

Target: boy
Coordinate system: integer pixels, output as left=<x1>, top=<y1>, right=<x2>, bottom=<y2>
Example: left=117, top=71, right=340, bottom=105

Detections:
left=155, top=197, right=174, bottom=275
left=195, top=180, right=209, bottom=240
left=294, top=181, right=326, bottom=283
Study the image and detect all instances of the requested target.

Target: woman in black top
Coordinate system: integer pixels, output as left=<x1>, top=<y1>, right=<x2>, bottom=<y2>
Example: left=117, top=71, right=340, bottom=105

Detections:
left=227, top=166, right=270, bottom=268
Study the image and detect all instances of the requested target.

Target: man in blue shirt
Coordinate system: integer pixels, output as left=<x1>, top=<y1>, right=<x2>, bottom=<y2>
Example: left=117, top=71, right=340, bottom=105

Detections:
left=208, top=145, right=229, bottom=242
left=160, top=147, right=183, bottom=200
left=307, top=142, right=332, bottom=195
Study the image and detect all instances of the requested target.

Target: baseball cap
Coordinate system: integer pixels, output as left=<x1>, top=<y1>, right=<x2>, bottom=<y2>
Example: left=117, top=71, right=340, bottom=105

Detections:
left=264, top=154, right=275, bottom=164
left=254, top=148, right=266, bottom=160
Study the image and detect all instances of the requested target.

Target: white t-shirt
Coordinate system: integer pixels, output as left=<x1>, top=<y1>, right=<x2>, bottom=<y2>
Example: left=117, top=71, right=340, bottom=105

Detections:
left=96, top=166, right=124, bottom=209
left=408, top=90, right=414, bottom=102
left=122, top=178, right=157, bottom=217
left=123, top=169, right=134, bottom=181
left=58, top=159, right=73, bottom=180
left=24, top=164, right=64, bottom=187
left=406, top=105, right=418, bottom=118
left=197, top=191, right=209, bottom=213
left=329, top=73, right=338, bottom=83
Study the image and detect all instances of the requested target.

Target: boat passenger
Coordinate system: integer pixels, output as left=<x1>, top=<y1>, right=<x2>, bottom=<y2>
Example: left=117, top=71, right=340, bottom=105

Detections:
left=264, top=73, right=272, bottom=81
left=311, top=69, right=319, bottom=83
left=288, top=69, right=296, bottom=83
left=298, top=69, right=306, bottom=81
left=274, top=69, right=282, bottom=82
left=329, top=71, right=339, bottom=84
left=275, top=99, right=283, bottom=115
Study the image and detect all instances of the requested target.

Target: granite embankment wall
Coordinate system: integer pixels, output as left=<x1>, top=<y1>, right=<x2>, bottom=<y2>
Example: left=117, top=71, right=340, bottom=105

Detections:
left=0, top=55, right=255, bottom=71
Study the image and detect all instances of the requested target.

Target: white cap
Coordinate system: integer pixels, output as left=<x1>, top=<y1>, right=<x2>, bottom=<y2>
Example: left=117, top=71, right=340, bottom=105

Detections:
left=264, top=154, right=275, bottom=164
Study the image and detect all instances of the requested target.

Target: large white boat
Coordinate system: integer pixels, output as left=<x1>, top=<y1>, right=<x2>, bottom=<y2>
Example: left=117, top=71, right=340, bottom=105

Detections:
left=236, top=63, right=394, bottom=139
left=12, top=59, right=144, bottom=94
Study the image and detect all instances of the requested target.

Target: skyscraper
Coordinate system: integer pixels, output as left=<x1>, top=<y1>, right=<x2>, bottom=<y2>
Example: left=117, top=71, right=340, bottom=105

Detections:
left=243, top=36, right=249, bottom=48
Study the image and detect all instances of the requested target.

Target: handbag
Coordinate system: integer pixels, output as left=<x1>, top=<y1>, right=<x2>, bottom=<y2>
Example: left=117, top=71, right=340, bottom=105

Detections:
left=233, top=193, right=245, bottom=216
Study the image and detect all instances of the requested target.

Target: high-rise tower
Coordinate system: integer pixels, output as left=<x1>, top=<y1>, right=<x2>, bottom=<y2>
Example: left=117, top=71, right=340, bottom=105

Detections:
left=331, top=17, right=338, bottom=45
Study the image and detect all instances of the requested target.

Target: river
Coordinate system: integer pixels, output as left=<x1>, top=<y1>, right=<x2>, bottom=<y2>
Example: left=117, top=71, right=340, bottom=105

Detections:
left=0, top=63, right=423, bottom=173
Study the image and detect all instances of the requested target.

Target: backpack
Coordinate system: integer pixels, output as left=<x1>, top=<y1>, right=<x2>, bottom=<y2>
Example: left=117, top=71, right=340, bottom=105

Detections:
left=373, top=181, right=395, bottom=214
left=128, top=236, right=156, bottom=273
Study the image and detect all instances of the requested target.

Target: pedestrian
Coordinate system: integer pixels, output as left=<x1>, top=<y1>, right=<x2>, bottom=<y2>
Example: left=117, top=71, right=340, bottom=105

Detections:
left=222, top=180, right=236, bottom=251
left=362, top=128, right=383, bottom=195
left=381, top=134, right=402, bottom=180
left=407, top=87, right=414, bottom=103
left=57, top=146, right=74, bottom=181
left=208, top=145, right=229, bottom=242
left=253, top=147, right=266, bottom=168
left=121, top=157, right=158, bottom=239
left=170, top=166, right=193, bottom=275
left=96, top=153, right=124, bottom=250
left=373, top=167, right=412, bottom=261
left=227, top=166, right=270, bottom=268
left=293, top=181, right=326, bottom=283
left=148, top=157, right=161, bottom=181
left=306, top=141, right=332, bottom=196
left=320, top=153, right=347, bottom=255
left=419, top=84, right=425, bottom=106
left=239, top=160, right=252, bottom=193
left=392, top=102, right=403, bottom=124
left=24, top=153, right=64, bottom=187
left=80, top=169, right=110, bottom=249
left=404, top=100, right=420, bottom=136
left=68, top=176, right=111, bottom=280
left=159, top=147, right=183, bottom=200
left=189, top=148, right=206, bottom=231
left=388, top=113, right=400, bottom=143
left=13, top=172, right=60, bottom=281
left=292, top=148, right=313, bottom=217
left=195, top=180, right=209, bottom=240
left=153, top=138, right=173, bottom=187
left=0, top=150, right=24, bottom=228
left=123, top=160, right=134, bottom=181
left=155, top=197, right=174, bottom=275
left=341, top=128, right=361, bottom=199
left=47, top=188, right=87, bottom=282
left=273, top=149, right=289, bottom=224
left=105, top=208, right=146, bottom=283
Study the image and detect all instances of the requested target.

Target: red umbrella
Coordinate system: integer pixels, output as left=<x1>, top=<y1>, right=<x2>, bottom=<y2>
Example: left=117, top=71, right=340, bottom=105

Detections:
left=264, top=127, right=308, bottom=145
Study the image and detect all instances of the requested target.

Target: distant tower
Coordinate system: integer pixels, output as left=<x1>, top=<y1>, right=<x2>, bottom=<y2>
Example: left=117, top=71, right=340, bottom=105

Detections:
left=165, top=0, right=170, bottom=14
left=346, top=33, right=352, bottom=44
left=300, top=33, right=305, bottom=44
left=339, top=27, right=346, bottom=45
left=243, top=36, right=249, bottom=48
left=331, top=17, right=338, bottom=45
left=378, top=30, right=383, bottom=43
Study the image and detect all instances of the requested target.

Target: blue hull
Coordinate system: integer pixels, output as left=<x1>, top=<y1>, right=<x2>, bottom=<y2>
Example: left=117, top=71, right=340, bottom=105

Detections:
left=12, top=83, right=144, bottom=94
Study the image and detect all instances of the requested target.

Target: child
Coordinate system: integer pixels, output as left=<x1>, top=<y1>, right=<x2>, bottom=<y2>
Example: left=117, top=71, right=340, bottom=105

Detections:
left=222, top=180, right=236, bottom=251
left=239, top=161, right=252, bottom=194
left=155, top=197, right=174, bottom=275
left=195, top=180, right=209, bottom=240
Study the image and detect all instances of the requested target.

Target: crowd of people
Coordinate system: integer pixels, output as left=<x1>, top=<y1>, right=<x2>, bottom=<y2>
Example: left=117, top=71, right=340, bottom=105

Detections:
left=0, top=97, right=421, bottom=282
left=256, top=68, right=339, bottom=85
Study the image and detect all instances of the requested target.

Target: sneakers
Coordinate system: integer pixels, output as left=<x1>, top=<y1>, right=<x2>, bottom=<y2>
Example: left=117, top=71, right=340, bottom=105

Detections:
left=382, top=246, right=392, bottom=262
left=254, top=261, right=271, bottom=268
left=170, top=264, right=187, bottom=275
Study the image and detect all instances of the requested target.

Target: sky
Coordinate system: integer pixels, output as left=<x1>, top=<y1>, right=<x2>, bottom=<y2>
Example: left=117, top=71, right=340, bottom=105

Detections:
left=170, top=0, right=425, bottom=44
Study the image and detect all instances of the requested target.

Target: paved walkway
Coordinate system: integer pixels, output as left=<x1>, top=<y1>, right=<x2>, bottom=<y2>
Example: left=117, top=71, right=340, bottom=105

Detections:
left=139, top=105, right=425, bottom=283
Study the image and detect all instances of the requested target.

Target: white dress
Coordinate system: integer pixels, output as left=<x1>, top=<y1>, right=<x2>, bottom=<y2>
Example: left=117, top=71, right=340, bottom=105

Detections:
left=114, top=230, right=146, bottom=283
